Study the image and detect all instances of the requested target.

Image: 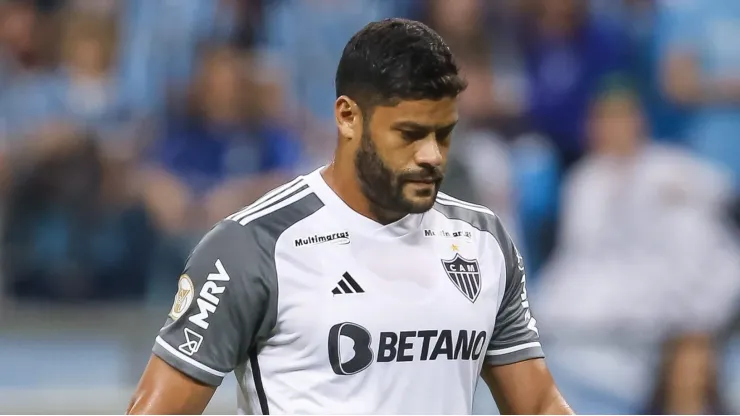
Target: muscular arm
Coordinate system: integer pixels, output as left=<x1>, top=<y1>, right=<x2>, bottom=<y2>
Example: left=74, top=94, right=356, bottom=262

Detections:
left=126, top=220, right=276, bottom=414
left=482, top=359, right=572, bottom=415
left=127, top=355, right=216, bottom=415
left=481, top=218, right=572, bottom=414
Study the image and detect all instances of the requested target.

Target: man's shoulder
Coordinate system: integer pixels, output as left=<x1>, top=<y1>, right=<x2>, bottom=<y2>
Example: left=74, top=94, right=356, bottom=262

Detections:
left=432, top=193, right=508, bottom=241
left=219, top=175, right=325, bottom=240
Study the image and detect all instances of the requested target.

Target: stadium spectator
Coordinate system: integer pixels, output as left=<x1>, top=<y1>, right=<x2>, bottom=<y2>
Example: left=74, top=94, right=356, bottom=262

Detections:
left=0, top=0, right=47, bottom=89
left=139, top=46, right=302, bottom=295
left=421, top=0, right=490, bottom=58
left=516, top=0, right=631, bottom=170
left=116, top=0, right=240, bottom=116
left=534, top=82, right=740, bottom=414
left=1, top=9, right=143, bottom=148
left=0, top=0, right=54, bottom=139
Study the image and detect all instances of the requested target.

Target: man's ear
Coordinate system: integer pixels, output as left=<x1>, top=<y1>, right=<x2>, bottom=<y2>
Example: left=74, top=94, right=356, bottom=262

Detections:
left=335, top=96, right=361, bottom=141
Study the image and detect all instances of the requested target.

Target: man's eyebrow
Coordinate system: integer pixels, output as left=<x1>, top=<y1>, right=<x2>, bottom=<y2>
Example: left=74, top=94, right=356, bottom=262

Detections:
left=391, top=120, right=458, bottom=131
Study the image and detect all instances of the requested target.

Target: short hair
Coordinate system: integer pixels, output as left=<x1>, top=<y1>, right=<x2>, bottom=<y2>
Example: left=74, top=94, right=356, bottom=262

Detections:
left=335, top=18, right=467, bottom=111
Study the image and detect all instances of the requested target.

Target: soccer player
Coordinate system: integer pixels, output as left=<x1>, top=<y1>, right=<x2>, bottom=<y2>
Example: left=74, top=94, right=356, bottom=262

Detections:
left=127, top=18, right=572, bottom=415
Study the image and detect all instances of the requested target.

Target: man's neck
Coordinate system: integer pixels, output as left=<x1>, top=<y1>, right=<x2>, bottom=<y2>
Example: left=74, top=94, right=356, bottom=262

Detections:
left=321, top=160, right=403, bottom=225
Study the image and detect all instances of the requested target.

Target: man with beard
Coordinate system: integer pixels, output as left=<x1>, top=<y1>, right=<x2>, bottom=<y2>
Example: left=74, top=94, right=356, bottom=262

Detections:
left=128, top=19, right=571, bottom=415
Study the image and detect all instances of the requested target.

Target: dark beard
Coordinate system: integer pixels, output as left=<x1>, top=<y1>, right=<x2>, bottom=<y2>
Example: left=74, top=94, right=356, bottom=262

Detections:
left=354, top=127, right=442, bottom=221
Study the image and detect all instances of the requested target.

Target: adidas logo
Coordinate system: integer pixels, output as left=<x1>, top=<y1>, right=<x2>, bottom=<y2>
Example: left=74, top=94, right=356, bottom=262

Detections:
left=332, top=272, right=364, bottom=295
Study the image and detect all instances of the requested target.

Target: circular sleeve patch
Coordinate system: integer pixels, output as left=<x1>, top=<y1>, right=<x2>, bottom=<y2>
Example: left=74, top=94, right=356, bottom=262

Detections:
left=169, top=274, right=195, bottom=321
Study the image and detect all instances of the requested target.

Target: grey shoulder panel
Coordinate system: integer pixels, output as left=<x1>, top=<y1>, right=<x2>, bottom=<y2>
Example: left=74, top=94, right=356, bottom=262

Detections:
left=434, top=195, right=544, bottom=365
left=433, top=198, right=515, bottom=283
left=228, top=191, right=325, bottom=346
left=153, top=190, right=324, bottom=386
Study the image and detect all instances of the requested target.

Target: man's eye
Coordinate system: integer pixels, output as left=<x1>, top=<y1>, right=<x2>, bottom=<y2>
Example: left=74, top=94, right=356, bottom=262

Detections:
left=436, top=128, right=454, bottom=143
left=401, top=130, right=427, bottom=141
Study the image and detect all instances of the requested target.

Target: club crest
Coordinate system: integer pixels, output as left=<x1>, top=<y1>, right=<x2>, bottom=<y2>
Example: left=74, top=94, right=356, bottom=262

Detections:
left=442, top=254, right=481, bottom=303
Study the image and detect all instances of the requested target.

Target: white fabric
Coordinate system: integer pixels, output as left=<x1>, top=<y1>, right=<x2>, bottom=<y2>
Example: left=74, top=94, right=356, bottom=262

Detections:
left=235, top=168, right=535, bottom=414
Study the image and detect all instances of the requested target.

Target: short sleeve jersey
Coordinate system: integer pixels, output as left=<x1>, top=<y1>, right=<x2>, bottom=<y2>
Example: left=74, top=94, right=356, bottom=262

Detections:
left=152, top=167, right=544, bottom=414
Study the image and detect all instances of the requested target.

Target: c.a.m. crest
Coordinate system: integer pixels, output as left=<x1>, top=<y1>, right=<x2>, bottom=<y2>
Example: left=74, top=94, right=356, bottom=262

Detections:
left=442, top=254, right=481, bottom=303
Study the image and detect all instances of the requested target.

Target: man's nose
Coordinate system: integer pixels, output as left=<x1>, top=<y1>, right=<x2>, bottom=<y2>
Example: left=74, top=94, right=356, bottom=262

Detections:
left=414, top=137, right=443, bottom=168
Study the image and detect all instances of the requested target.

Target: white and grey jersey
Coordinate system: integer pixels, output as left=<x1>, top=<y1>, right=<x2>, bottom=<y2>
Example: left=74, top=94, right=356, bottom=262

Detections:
left=153, top=168, right=544, bottom=415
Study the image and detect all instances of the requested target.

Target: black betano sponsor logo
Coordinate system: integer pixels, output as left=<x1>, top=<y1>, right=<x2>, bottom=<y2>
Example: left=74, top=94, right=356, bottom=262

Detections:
left=295, top=231, right=350, bottom=247
left=328, top=323, right=487, bottom=375
left=377, top=329, right=487, bottom=362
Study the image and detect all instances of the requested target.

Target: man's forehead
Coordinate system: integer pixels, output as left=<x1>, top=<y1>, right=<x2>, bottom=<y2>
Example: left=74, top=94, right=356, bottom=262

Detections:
left=373, top=98, right=458, bottom=127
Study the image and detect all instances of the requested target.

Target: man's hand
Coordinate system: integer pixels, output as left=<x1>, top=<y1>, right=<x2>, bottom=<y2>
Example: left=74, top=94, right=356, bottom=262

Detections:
left=127, top=355, right=216, bottom=415
left=481, top=358, right=573, bottom=415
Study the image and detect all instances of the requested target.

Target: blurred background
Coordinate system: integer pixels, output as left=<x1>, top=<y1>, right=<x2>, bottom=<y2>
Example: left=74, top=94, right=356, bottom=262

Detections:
left=1, top=0, right=740, bottom=413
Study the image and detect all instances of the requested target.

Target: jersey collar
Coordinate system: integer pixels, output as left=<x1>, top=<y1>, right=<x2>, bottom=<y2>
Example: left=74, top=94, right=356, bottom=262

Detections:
left=304, top=166, right=423, bottom=238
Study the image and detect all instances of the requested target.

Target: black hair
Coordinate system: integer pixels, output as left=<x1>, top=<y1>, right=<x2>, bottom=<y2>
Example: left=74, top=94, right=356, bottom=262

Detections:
left=335, top=18, right=467, bottom=111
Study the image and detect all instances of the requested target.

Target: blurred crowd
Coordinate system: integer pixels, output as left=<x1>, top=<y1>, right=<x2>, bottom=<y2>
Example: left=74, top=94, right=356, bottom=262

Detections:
left=2, top=0, right=740, bottom=414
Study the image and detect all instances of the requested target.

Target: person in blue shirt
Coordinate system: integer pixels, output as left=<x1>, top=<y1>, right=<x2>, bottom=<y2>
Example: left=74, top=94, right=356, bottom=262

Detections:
left=517, top=0, right=630, bottom=171
left=141, top=46, right=302, bottom=238
left=140, top=46, right=303, bottom=299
